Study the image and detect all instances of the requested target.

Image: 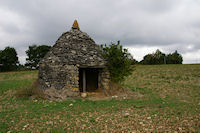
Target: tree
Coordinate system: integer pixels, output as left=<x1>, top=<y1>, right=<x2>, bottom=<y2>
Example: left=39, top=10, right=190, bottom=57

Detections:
left=140, top=49, right=166, bottom=65
left=153, top=49, right=166, bottom=64
left=140, top=49, right=183, bottom=65
left=140, top=49, right=167, bottom=65
left=130, top=58, right=138, bottom=65
left=25, top=45, right=51, bottom=69
left=140, top=54, right=155, bottom=65
left=101, top=41, right=134, bottom=83
left=0, top=47, right=19, bottom=72
left=166, top=50, right=183, bottom=64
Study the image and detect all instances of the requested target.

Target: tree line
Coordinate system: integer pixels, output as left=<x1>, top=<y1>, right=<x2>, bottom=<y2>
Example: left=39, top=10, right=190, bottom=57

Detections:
left=0, top=45, right=51, bottom=72
left=139, top=49, right=183, bottom=65
left=0, top=44, right=183, bottom=72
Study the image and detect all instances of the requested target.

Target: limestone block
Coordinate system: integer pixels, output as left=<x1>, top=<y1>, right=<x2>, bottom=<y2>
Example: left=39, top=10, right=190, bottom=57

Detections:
left=81, top=93, right=87, bottom=98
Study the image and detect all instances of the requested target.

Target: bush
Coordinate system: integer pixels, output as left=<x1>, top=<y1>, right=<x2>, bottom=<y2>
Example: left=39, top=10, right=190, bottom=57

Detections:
left=101, top=41, right=134, bottom=83
left=130, top=58, right=138, bottom=65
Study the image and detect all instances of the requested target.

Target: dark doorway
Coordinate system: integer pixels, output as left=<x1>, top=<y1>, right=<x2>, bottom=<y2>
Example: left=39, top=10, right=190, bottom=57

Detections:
left=79, top=68, right=99, bottom=92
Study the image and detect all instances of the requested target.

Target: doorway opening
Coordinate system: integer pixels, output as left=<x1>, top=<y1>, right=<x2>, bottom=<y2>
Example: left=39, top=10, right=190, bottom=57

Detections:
left=79, top=68, right=100, bottom=92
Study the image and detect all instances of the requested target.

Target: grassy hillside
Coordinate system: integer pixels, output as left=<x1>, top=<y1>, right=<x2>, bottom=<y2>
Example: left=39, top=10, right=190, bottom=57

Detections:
left=0, top=65, right=200, bottom=132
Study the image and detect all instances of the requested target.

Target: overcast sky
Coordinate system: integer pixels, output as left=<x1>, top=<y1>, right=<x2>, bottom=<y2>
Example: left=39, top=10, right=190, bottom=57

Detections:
left=0, top=0, right=200, bottom=64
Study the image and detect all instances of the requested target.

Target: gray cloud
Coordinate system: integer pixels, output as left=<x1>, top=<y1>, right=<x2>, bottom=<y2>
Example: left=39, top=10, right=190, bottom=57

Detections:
left=0, top=0, right=200, bottom=64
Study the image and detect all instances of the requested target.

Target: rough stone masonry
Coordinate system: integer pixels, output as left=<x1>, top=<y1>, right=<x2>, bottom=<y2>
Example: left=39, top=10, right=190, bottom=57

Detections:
left=38, top=20, right=110, bottom=100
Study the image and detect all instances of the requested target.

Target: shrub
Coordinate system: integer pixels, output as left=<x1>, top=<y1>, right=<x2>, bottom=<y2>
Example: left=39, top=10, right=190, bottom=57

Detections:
left=101, top=41, right=134, bottom=83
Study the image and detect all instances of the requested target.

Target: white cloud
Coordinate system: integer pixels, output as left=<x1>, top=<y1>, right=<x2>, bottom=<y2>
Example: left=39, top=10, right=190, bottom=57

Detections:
left=0, top=7, right=33, bottom=51
left=125, top=45, right=162, bottom=61
left=182, top=50, right=200, bottom=64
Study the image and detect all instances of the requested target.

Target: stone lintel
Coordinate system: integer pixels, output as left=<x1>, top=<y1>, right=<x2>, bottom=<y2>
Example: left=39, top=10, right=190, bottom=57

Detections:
left=79, top=66, right=106, bottom=69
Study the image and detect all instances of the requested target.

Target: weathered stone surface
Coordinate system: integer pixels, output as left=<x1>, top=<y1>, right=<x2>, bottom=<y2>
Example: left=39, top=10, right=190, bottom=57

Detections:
left=38, top=22, right=110, bottom=99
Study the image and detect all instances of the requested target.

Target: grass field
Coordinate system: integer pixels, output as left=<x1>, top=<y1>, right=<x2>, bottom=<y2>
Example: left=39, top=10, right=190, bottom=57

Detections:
left=0, top=64, right=200, bottom=132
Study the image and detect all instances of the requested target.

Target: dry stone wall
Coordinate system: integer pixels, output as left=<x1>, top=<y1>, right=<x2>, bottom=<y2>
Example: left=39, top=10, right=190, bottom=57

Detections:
left=98, top=69, right=110, bottom=90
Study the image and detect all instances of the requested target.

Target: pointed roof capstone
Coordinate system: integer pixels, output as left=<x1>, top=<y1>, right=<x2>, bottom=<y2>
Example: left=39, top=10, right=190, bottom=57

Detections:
left=72, top=20, right=80, bottom=30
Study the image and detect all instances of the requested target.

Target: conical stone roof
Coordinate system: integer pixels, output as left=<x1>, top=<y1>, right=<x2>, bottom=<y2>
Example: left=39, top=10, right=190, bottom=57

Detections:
left=40, top=25, right=106, bottom=67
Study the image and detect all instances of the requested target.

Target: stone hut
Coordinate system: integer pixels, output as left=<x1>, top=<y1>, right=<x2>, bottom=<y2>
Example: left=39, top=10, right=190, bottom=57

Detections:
left=38, top=20, right=110, bottom=99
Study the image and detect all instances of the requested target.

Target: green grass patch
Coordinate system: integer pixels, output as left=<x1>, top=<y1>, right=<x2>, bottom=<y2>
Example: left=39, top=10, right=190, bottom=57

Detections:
left=0, top=65, right=200, bottom=132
